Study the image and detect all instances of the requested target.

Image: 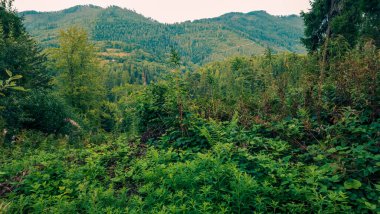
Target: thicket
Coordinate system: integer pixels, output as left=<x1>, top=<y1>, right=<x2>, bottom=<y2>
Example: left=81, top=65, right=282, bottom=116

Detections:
left=1, top=0, right=379, bottom=213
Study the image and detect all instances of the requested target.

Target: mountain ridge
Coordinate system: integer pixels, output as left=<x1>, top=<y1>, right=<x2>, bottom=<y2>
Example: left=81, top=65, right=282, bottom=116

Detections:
left=20, top=5, right=302, bottom=24
left=20, top=5, right=305, bottom=64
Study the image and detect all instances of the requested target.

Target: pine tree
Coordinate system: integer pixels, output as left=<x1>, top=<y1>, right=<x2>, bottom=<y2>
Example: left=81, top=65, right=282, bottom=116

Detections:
left=0, top=0, right=49, bottom=89
left=302, top=0, right=380, bottom=52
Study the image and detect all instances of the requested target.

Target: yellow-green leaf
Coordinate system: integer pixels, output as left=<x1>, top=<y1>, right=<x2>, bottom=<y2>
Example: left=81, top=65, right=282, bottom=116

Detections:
left=344, top=179, right=362, bottom=189
left=5, top=70, right=12, bottom=77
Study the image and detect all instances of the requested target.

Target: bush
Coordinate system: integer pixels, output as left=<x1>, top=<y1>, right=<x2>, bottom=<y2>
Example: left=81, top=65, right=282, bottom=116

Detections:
left=1, top=90, right=76, bottom=135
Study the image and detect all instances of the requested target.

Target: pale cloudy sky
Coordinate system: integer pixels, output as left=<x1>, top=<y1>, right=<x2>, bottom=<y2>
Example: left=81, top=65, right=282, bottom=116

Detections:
left=13, top=0, right=311, bottom=23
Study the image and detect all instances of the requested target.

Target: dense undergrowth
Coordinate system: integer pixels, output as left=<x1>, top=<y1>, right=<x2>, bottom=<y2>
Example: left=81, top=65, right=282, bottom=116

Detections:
left=1, top=44, right=379, bottom=213
left=1, top=108, right=379, bottom=213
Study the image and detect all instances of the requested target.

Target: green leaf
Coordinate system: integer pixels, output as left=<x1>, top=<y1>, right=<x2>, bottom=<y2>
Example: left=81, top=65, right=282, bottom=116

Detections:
left=10, top=86, right=26, bottom=91
left=344, top=179, right=362, bottom=189
left=336, top=146, right=349, bottom=151
left=330, top=175, right=340, bottom=182
left=327, top=148, right=337, bottom=153
left=11, top=74, right=23, bottom=80
left=314, top=154, right=325, bottom=161
left=5, top=69, right=12, bottom=77
left=364, top=201, right=376, bottom=210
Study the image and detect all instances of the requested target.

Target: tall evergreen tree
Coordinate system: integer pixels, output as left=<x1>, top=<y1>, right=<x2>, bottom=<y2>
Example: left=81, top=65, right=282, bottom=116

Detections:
left=0, top=0, right=49, bottom=89
left=0, top=1, right=72, bottom=136
left=301, top=0, right=380, bottom=52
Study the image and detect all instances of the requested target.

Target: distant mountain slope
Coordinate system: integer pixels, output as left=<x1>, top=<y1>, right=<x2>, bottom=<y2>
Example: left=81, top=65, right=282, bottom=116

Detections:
left=20, top=5, right=305, bottom=64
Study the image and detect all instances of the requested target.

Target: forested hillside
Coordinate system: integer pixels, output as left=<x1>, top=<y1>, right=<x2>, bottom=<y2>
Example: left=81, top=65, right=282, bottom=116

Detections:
left=1, top=0, right=379, bottom=213
left=20, top=5, right=305, bottom=64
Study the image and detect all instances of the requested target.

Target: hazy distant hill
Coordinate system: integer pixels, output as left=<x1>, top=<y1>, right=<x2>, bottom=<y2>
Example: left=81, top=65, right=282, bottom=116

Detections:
left=20, top=5, right=305, bottom=64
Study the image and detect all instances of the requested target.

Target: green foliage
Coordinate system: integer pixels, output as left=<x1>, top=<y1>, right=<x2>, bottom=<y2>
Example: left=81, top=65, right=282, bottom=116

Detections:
left=2, top=41, right=378, bottom=213
left=0, top=133, right=134, bottom=213
left=301, top=0, right=380, bottom=52
left=51, top=27, right=106, bottom=128
left=2, top=90, right=74, bottom=134
left=0, top=1, right=65, bottom=138
left=1, top=108, right=379, bottom=213
left=344, top=179, right=362, bottom=190
left=0, top=1, right=379, bottom=213
left=182, top=43, right=378, bottom=124
left=0, top=2, right=50, bottom=89
left=20, top=5, right=305, bottom=65
left=136, top=82, right=177, bottom=142
left=0, top=69, right=25, bottom=96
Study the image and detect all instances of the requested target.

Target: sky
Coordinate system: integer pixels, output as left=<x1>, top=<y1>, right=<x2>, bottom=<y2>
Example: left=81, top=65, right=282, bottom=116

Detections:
left=13, top=0, right=311, bottom=23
